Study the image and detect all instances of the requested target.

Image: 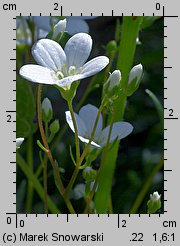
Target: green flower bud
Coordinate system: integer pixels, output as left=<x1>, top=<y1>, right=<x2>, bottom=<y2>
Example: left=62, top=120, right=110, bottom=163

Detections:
left=147, top=191, right=161, bottom=214
left=16, top=138, right=24, bottom=149
left=82, top=167, right=97, bottom=182
left=104, top=70, right=121, bottom=92
left=126, top=64, right=143, bottom=96
left=106, top=40, right=117, bottom=57
left=42, top=97, right=53, bottom=123
left=50, top=120, right=60, bottom=134
left=52, top=19, right=67, bottom=40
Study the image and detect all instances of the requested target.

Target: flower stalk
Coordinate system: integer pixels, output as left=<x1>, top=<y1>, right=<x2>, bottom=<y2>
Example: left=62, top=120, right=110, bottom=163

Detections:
left=64, top=102, right=105, bottom=199
left=37, top=84, right=75, bottom=213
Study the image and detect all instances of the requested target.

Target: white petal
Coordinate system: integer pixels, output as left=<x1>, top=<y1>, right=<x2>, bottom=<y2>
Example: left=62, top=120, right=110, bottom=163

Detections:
left=101, top=122, right=133, bottom=145
left=16, top=138, right=24, bottom=149
left=19, top=65, right=55, bottom=84
left=78, top=136, right=101, bottom=148
left=79, top=104, right=102, bottom=138
left=65, top=111, right=100, bottom=148
left=56, top=74, right=85, bottom=89
left=32, top=39, right=66, bottom=71
left=65, top=111, right=87, bottom=137
left=64, top=33, right=92, bottom=68
left=81, top=56, right=109, bottom=77
left=66, top=18, right=89, bottom=35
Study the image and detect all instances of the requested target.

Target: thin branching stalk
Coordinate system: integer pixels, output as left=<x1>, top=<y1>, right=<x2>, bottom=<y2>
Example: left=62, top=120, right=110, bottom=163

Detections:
left=68, top=100, right=80, bottom=161
left=64, top=102, right=105, bottom=199
left=37, top=85, right=75, bottom=214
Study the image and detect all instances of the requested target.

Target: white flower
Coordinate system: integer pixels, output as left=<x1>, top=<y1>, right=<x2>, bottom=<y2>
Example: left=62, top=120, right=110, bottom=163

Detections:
left=16, top=138, right=24, bottom=149
left=151, top=191, right=161, bottom=202
left=65, top=104, right=133, bottom=147
left=19, top=33, right=109, bottom=90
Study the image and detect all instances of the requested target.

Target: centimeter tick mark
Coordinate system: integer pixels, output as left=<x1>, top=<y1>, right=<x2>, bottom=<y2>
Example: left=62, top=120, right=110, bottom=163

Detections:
left=118, top=214, right=120, bottom=228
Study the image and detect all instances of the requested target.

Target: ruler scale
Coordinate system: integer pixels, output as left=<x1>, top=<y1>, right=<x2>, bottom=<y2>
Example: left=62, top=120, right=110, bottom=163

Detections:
left=1, top=0, right=180, bottom=245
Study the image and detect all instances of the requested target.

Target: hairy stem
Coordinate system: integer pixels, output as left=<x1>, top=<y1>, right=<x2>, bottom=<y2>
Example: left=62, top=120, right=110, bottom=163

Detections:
left=44, top=123, right=49, bottom=214
left=37, top=85, right=75, bottom=213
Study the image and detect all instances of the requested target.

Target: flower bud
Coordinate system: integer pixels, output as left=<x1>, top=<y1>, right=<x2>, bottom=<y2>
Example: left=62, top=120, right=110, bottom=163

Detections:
left=52, top=19, right=67, bottom=39
left=106, top=40, right=117, bottom=57
left=126, top=64, right=143, bottom=96
left=50, top=119, right=60, bottom=134
left=16, top=138, right=24, bottom=149
left=147, top=191, right=161, bottom=214
left=104, top=70, right=121, bottom=92
left=42, top=97, right=53, bottom=123
left=82, top=167, right=97, bottom=182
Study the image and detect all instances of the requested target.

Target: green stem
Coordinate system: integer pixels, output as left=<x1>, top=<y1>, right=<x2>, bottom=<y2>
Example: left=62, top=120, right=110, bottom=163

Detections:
left=108, top=196, right=113, bottom=214
left=25, top=135, right=34, bottom=213
left=64, top=102, right=104, bottom=199
left=51, top=79, right=94, bottom=153
left=17, top=153, right=60, bottom=213
left=130, top=159, right=163, bottom=214
left=43, top=124, right=48, bottom=214
left=37, top=85, right=75, bottom=214
left=84, top=113, right=115, bottom=213
left=43, top=160, right=48, bottom=213
left=67, top=100, right=80, bottom=161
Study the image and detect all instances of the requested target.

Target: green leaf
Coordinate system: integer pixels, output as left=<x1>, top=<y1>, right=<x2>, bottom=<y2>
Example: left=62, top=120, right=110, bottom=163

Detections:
left=16, top=180, right=27, bottom=213
left=17, top=76, right=37, bottom=137
left=95, top=17, right=143, bottom=213
left=117, top=17, right=143, bottom=92
left=113, top=16, right=143, bottom=121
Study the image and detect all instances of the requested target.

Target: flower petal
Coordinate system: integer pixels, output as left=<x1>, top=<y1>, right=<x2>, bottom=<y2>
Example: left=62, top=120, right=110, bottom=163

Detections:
left=79, top=104, right=102, bottom=138
left=65, top=111, right=100, bottom=148
left=81, top=56, right=109, bottom=77
left=65, top=111, right=87, bottom=137
left=101, top=122, right=133, bottom=145
left=19, top=65, right=55, bottom=84
left=66, top=18, right=89, bottom=35
left=56, top=74, right=85, bottom=89
left=78, top=136, right=101, bottom=148
left=32, top=39, right=66, bottom=71
left=64, top=33, right=92, bottom=68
